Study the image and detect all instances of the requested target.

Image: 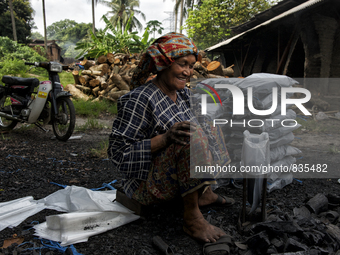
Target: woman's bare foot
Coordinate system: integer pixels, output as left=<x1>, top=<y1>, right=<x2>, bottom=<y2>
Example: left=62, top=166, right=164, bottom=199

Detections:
left=183, top=208, right=226, bottom=243
left=198, top=186, right=227, bottom=207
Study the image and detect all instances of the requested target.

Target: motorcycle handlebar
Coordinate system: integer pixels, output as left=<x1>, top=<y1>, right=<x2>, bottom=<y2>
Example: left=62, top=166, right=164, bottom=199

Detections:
left=24, top=62, right=36, bottom=66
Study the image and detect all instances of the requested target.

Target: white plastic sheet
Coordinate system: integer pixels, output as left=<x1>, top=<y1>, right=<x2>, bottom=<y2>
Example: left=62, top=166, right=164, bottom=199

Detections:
left=0, top=185, right=140, bottom=246
left=0, top=196, right=45, bottom=231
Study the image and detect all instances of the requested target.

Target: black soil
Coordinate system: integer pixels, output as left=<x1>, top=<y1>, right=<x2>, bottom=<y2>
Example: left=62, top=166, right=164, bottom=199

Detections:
left=1, top=119, right=340, bottom=255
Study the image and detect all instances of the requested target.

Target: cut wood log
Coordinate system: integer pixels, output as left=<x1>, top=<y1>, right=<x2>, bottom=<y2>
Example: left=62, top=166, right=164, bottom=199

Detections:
left=113, top=58, right=121, bottom=65
left=98, top=86, right=118, bottom=96
left=202, top=57, right=211, bottom=64
left=89, top=79, right=100, bottom=88
left=75, top=84, right=91, bottom=94
left=193, top=70, right=205, bottom=78
left=127, top=64, right=138, bottom=76
left=207, top=61, right=224, bottom=76
left=78, top=75, right=91, bottom=86
left=96, top=75, right=108, bottom=89
left=121, top=75, right=131, bottom=86
left=107, top=53, right=115, bottom=64
left=72, top=70, right=80, bottom=85
left=206, top=74, right=226, bottom=79
left=97, top=55, right=107, bottom=64
left=66, top=84, right=90, bottom=100
left=108, top=89, right=129, bottom=99
left=199, top=50, right=207, bottom=58
left=89, top=63, right=109, bottom=75
left=92, top=86, right=101, bottom=96
left=223, top=64, right=235, bottom=77
left=194, top=62, right=208, bottom=73
left=81, top=70, right=101, bottom=76
left=80, top=60, right=95, bottom=70
left=119, top=64, right=131, bottom=76
left=110, top=74, right=130, bottom=91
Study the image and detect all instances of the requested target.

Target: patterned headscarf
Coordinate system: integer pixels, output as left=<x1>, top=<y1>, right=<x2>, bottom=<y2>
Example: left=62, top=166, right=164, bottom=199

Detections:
left=131, top=32, right=198, bottom=88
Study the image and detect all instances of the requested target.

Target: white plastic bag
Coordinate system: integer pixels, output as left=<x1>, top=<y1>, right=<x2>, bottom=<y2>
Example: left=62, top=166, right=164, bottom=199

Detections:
left=240, top=130, right=270, bottom=176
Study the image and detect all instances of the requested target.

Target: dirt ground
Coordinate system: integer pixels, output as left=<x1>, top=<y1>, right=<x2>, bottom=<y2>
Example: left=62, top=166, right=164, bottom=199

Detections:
left=1, top=114, right=340, bottom=255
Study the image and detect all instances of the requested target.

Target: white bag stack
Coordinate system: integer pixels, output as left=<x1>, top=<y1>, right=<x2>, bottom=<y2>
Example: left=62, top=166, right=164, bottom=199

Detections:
left=192, top=73, right=303, bottom=192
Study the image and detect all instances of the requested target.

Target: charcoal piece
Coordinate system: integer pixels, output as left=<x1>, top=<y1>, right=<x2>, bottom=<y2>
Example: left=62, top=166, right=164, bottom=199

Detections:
left=252, top=221, right=303, bottom=235
left=302, top=231, right=323, bottom=246
left=326, top=224, right=340, bottom=244
left=319, top=211, right=339, bottom=224
left=246, top=231, right=270, bottom=252
left=327, top=194, right=340, bottom=204
left=284, top=238, right=308, bottom=253
left=293, top=206, right=311, bottom=218
left=306, top=193, right=328, bottom=215
left=271, top=237, right=284, bottom=251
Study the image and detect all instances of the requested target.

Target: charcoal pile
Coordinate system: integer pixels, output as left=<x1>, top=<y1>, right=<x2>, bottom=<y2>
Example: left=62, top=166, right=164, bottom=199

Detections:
left=238, top=193, right=340, bottom=255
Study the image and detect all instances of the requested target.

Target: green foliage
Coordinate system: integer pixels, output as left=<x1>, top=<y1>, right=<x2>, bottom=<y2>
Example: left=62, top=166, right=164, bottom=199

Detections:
left=46, top=19, right=93, bottom=58
left=131, top=26, right=154, bottom=53
left=0, top=36, right=47, bottom=81
left=30, top=31, right=44, bottom=40
left=73, top=98, right=117, bottom=117
left=75, top=14, right=142, bottom=58
left=103, top=0, right=145, bottom=32
left=146, top=20, right=164, bottom=38
left=185, top=0, right=273, bottom=49
left=0, top=0, right=35, bottom=43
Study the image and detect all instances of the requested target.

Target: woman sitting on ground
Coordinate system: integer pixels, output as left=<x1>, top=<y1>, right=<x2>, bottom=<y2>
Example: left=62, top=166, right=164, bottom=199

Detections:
left=108, top=32, right=233, bottom=243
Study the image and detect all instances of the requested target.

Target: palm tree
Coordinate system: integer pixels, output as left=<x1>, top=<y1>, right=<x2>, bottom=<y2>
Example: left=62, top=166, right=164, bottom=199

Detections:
left=146, top=20, right=164, bottom=38
left=103, top=0, right=146, bottom=32
left=90, top=0, right=103, bottom=35
left=9, top=0, right=17, bottom=41
left=164, top=0, right=203, bottom=33
left=42, top=0, right=47, bottom=52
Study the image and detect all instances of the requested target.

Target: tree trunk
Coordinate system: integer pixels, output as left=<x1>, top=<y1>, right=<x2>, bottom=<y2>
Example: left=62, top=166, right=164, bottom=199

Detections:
left=92, top=0, right=95, bottom=35
left=9, top=0, right=17, bottom=41
left=42, top=0, right=47, bottom=53
left=179, top=0, right=184, bottom=34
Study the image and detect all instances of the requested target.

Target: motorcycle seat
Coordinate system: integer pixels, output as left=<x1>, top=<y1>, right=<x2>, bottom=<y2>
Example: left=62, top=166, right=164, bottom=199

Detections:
left=2, top=76, right=39, bottom=88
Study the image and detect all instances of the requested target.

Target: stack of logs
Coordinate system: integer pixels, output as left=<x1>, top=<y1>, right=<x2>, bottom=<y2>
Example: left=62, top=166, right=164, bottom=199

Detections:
left=68, top=51, right=234, bottom=101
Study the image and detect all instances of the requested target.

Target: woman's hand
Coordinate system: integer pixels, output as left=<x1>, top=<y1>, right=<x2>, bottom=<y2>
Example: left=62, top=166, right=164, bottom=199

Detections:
left=163, top=121, right=197, bottom=146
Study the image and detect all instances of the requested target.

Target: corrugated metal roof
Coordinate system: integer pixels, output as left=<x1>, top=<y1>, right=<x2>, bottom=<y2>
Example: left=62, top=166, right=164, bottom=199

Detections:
left=206, top=0, right=325, bottom=52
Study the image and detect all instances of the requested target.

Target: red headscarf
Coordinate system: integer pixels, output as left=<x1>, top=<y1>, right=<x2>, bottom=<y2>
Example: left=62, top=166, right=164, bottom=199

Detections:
left=131, top=32, right=198, bottom=88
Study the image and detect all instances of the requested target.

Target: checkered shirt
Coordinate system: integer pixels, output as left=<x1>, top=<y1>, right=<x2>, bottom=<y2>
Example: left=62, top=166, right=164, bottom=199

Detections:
left=108, top=82, right=221, bottom=198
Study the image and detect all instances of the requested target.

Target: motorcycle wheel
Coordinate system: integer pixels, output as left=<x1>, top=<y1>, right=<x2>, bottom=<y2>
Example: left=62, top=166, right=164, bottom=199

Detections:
left=52, top=97, right=75, bottom=141
left=0, top=92, right=18, bottom=131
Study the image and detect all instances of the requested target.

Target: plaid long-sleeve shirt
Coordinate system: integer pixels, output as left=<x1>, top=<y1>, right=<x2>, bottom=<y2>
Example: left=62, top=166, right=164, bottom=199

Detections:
left=108, top=82, right=222, bottom=198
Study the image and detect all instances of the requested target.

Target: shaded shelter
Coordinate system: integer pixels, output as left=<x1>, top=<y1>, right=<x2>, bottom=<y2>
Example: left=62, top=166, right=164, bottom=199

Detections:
left=206, top=0, right=340, bottom=95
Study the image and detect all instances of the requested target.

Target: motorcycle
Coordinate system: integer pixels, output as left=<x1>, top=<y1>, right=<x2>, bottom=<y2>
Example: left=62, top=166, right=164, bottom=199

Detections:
left=0, top=61, right=76, bottom=141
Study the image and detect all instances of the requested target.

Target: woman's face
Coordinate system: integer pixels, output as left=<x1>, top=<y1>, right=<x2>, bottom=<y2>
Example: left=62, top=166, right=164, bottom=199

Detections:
left=159, top=54, right=196, bottom=92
